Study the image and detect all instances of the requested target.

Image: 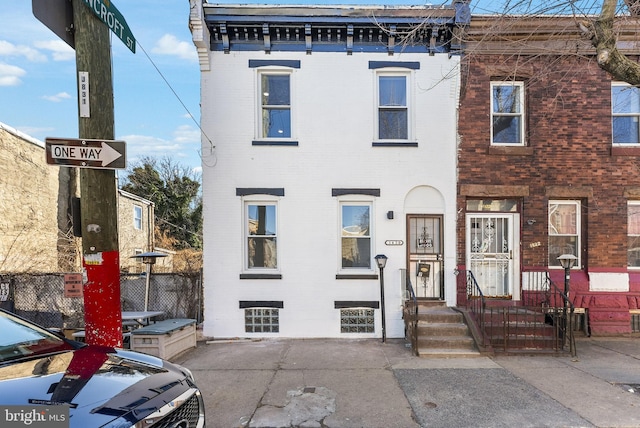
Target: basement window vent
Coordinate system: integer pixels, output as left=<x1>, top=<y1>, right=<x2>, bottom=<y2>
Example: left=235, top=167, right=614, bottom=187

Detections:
left=245, top=308, right=279, bottom=333
left=340, top=308, right=374, bottom=333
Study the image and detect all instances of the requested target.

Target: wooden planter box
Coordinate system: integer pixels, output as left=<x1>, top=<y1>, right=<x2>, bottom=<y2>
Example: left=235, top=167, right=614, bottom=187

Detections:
left=131, top=318, right=197, bottom=360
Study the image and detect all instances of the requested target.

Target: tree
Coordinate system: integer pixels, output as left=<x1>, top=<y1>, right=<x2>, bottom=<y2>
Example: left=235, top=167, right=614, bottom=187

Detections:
left=121, top=157, right=202, bottom=250
left=387, top=0, right=640, bottom=86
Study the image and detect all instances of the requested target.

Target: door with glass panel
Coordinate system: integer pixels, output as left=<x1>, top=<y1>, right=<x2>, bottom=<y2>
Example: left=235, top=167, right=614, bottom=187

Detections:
left=466, top=214, right=519, bottom=298
left=407, top=215, right=443, bottom=299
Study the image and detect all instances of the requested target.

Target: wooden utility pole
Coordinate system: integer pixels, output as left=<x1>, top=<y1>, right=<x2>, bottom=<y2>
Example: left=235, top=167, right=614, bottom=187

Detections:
left=73, top=0, right=123, bottom=347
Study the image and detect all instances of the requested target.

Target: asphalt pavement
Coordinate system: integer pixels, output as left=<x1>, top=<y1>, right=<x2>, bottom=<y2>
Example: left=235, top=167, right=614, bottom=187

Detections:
left=174, top=336, right=640, bottom=428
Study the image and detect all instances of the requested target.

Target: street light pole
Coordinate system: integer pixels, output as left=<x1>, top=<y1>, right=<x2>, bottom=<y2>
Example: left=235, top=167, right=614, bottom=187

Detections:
left=557, top=254, right=577, bottom=350
left=375, top=254, right=388, bottom=343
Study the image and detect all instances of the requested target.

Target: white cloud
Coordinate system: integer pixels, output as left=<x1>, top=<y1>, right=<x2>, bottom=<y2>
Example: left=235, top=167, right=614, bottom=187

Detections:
left=34, top=40, right=75, bottom=61
left=0, top=62, right=26, bottom=86
left=173, top=124, right=200, bottom=144
left=42, top=92, right=72, bottom=102
left=120, top=132, right=201, bottom=172
left=151, top=34, right=197, bottom=62
left=0, top=40, right=47, bottom=62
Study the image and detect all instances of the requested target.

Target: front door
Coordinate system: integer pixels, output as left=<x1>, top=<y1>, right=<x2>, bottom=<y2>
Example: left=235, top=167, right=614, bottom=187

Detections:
left=466, top=214, right=520, bottom=299
left=407, top=215, right=443, bottom=299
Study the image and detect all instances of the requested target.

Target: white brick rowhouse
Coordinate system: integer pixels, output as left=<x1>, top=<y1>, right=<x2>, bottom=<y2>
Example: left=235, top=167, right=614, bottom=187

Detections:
left=191, top=2, right=469, bottom=339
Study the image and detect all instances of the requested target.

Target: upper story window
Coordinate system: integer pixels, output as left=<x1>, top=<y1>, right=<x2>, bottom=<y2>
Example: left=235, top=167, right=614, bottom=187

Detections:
left=259, top=72, right=291, bottom=139
left=491, top=81, right=525, bottom=145
left=245, top=202, right=278, bottom=270
left=377, top=73, right=410, bottom=140
left=628, top=202, right=640, bottom=267
left=340, top=203, right=372, bottom=269
left=133, top=205, right=142, bottom=230
left=548, top=200, right=580, bottom=268
left=612, top=83, right=640, bottom=145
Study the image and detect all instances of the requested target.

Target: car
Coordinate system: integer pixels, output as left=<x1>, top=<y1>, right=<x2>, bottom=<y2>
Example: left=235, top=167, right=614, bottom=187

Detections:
left=0, top=309, right=205, bottom=427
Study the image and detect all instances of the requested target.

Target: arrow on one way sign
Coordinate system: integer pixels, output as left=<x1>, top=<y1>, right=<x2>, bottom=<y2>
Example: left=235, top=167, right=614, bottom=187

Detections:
left=45, top=138, right=126, bottom=169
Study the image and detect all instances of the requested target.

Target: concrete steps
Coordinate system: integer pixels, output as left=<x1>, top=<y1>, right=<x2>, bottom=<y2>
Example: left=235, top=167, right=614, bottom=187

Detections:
left=415, top=302, right=481, bottom=358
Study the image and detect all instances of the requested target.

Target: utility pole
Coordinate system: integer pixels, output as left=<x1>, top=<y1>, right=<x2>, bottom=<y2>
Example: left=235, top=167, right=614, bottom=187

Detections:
left=73, top=0, right=122, bottom=347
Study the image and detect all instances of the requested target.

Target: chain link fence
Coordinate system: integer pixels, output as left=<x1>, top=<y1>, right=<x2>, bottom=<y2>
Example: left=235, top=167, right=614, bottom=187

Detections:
left=0, top=271, right=203, bottom=329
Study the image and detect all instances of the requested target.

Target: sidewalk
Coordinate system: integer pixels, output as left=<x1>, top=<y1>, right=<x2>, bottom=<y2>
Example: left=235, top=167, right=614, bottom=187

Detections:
left=174, top=337, right=640, bottom=428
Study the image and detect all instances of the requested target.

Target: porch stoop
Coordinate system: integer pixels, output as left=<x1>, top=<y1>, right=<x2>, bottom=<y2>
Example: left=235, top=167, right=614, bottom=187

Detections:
left=416, top=301, right=481, bottom=358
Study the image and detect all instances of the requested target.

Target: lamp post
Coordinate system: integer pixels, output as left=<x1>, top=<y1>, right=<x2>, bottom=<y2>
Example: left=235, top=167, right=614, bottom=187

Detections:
left=557, top=254, right=577, bottom=348
left=557, top=254, right=577, bottom=300
left=131, top=251, right=167, bottom=312
left=375, top=254, right=388, bottom=343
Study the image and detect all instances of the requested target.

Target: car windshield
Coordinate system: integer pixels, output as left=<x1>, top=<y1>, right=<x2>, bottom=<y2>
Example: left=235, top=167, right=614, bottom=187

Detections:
left=0, top=311, right=75, bottom=364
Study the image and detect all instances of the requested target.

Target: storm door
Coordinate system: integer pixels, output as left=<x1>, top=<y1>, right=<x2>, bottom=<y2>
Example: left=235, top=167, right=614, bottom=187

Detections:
left=407, top=215, right=443, bottom=299
left=466, top=214, right=519, bottom=299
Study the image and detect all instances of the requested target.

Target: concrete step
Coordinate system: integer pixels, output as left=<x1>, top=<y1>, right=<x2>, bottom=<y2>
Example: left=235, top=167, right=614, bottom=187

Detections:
left=417, top=347, right=482, bottom=358
left=418, top=321, right=470, bottom=336
left=418, top=335, right=477, bottom=349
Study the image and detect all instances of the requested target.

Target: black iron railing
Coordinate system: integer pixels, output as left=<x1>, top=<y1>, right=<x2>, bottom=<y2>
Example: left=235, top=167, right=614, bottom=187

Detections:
left=401, top=269, right=419, bottom=356
left=465, top=270, right=488, bottom=347
left=464, top=270, right=576, bottom=357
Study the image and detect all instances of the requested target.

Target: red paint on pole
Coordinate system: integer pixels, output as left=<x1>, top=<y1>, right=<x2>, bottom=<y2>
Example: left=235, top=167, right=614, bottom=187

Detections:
left=83, top=250, right=123, bottom=347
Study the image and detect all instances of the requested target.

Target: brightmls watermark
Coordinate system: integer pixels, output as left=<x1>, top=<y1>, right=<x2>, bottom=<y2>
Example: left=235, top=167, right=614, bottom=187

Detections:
left=1, top=406, right=68, bottom=427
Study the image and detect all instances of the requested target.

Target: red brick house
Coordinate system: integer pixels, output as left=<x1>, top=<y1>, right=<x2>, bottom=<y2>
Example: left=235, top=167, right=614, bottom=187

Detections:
left=457, top=16, right=640, bottom=335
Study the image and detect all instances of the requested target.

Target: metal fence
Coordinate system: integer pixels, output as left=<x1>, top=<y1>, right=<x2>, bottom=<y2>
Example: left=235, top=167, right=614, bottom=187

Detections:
left=0, top=271, right=203, bottom=329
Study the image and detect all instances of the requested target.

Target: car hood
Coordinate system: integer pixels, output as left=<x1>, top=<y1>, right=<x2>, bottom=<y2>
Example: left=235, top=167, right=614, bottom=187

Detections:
left=0, top=345, right=194, bottom=427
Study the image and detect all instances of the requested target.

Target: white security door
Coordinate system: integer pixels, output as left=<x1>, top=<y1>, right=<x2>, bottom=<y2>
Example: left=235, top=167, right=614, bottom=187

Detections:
left=466, top=214, right=520, bottom=299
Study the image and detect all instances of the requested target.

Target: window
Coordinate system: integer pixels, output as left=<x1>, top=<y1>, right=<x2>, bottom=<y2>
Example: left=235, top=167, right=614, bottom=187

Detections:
left=133, top=205, right=142, bottom=230
left=491, top=81, right=525, bottom=145
left=340, top=308, right=374, bottom=333
left=245, top=308, right=279, bottom=333
left=377, top=73, right=409, bottom=140
left=628, top=202, right=640, bottom=267
left=612, top=83, right=640, bottom=144
left=259, top=72, right=291, bottom=138
left=246, top=203, right=277, bottom=269
left=548, top=200, right=580, bottom=267
left=341, top=203, right=372, bottom=269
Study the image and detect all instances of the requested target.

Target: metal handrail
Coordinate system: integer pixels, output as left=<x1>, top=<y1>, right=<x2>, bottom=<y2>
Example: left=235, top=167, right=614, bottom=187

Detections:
left=464, top=270, right=487, bottom=347
left=547, top=276, right=577, bottom=357
left=465, top=270, right=576, bottom=357
left=401, top=269, right=419, bottom=356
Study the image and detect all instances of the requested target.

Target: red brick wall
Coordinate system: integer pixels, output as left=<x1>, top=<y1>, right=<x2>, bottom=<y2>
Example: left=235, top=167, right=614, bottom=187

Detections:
left=457, top=54, right=640, bottom=334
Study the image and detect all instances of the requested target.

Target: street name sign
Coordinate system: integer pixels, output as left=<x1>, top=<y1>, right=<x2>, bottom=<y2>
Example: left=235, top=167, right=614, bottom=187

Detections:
left=45, top=138, right=126, bottom=169
left=82, top=0, right=136, bottom=53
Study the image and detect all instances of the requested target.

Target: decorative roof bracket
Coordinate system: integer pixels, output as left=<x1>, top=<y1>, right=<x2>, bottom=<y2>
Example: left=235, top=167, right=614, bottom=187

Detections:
left=387, top=25, right=396, bottom=56
left=305, top=24, right=312, bottom=54
left=429, top=26, right=439, bottom=56
left=263, top=23, right=271, bottom=53
left=220, top=22, right=229, bottom=54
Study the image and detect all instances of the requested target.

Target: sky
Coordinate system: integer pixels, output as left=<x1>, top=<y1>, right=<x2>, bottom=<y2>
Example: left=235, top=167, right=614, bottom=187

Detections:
left=0, top=0, right=594, bottom=176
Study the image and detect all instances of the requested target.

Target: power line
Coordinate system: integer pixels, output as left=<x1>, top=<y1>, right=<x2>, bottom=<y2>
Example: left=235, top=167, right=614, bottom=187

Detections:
left=135, top=40, right=215, bottom=156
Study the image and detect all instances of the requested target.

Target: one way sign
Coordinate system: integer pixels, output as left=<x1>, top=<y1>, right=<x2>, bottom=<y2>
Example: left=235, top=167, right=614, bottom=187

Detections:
left=45, top=137, right=126, bottom=169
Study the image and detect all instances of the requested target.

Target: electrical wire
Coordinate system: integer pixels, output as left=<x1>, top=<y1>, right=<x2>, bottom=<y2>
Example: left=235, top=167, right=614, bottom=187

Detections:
left=135, top=40, right=216, bottom=160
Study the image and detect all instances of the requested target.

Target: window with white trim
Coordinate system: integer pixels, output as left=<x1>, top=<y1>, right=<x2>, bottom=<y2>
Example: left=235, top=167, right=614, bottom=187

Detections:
left=259, top=72, right=291, bottom=139
left=491, top=81, right=525, bottom=145
left=612, top=83, right=640, bottom=145
left=245, top=202, right=278, bottom=269
left=340, top=203, right=372, bottom=269
left=133, top=205, right=142, bottom=230
left=628, top=202, right=640, bottom=267
left=548, top=200, right=580, bottom=267
left=377, top=72, right=410, bottom=140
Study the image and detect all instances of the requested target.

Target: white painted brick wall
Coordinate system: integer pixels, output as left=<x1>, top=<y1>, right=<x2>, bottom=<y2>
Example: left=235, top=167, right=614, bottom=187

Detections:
left=201, top=50, right=459, bottom=338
